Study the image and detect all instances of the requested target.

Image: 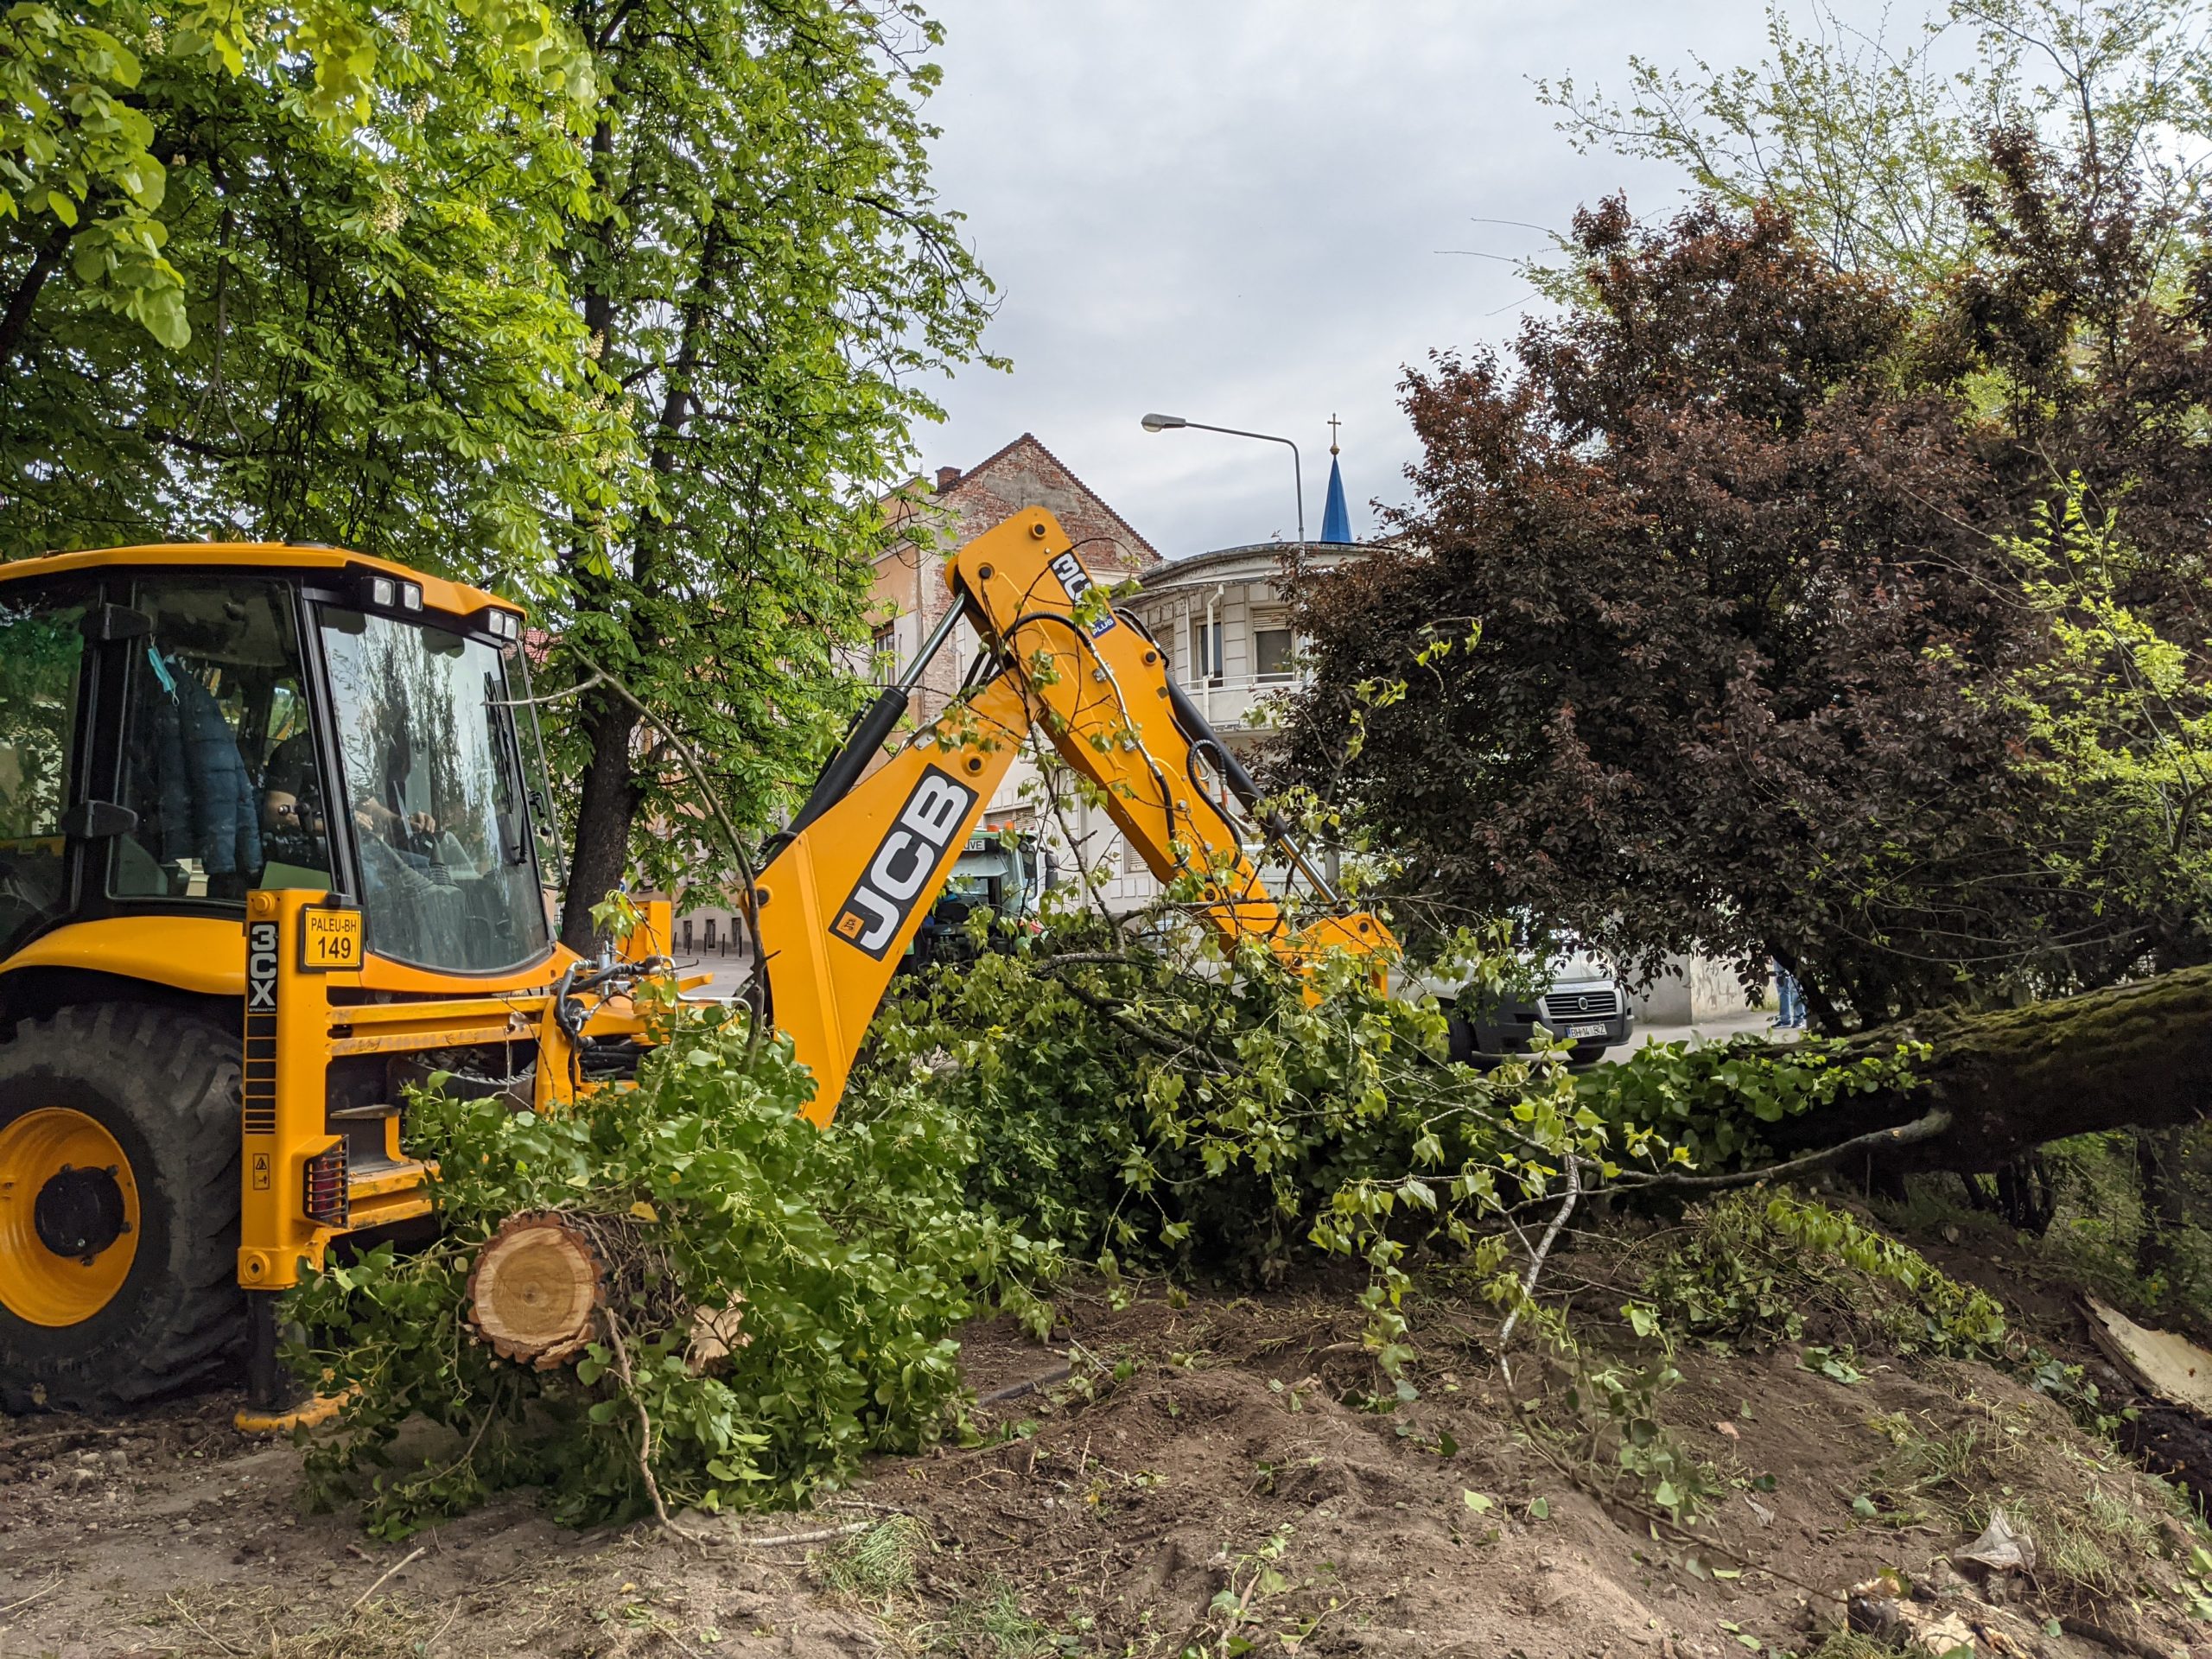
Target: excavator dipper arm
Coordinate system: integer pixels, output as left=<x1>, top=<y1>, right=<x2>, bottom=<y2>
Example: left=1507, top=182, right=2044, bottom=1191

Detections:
left=754, top=669, right=1029, bottom=1125
left=754, top=508, right=1392, bottom=1124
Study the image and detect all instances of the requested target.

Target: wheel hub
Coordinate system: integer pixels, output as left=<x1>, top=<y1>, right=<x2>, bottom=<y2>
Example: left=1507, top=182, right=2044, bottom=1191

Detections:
left=0, top=1107, right=141, bottom=1326
left=33, top=1162, right=127, bottom=1262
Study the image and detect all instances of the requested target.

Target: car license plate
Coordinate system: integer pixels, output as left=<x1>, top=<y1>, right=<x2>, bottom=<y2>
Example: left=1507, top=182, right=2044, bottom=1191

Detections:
left=1567, top=1021, right=1610, bottom=1039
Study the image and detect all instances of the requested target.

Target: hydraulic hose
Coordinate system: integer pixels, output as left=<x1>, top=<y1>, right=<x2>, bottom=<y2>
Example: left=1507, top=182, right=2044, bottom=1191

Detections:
left=1162, top=672, right=1344, bottom=906
left=784, top=594, right=975, bottom=841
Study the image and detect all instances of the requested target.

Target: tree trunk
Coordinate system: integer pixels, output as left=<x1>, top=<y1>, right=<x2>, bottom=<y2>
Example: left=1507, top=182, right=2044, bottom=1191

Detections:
left=0, top=222, right=75, bottom=378
left=559, top=690, right=642, bottom=953
left=2136, top=1126, right=2189, bottom=1281
left=551, top=174, right=717, bottom=956
left=466, top=1211, right=604, bottom=1370
left=1770, top=963, right=2212, bottom=1172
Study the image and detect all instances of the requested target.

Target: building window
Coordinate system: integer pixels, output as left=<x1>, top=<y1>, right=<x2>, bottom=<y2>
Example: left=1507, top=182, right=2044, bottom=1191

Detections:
left=1188, top=617, right=1223, bottom=686
left=1254, top=626, right=1295, bottom=681
left=682, top=917, right=694, bottom=953
left=870, top=620, right=899, bottom=682
left=704, top=917, right=718, bottom=952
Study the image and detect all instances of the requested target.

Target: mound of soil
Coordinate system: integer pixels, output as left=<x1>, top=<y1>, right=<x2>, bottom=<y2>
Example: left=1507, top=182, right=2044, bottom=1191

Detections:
left=4, top=1260, right=2210, bottom=1658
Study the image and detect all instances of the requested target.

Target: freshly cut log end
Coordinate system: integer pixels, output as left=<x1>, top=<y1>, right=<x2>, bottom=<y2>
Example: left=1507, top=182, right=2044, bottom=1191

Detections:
left=466, top=1211, right=604, bottom=1370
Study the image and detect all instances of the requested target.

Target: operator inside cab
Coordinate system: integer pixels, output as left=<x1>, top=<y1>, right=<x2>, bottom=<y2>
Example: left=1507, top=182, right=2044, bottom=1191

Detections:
left=317, top=612, right=541, bottom=972
left=257, top=731, right=329, bottom=885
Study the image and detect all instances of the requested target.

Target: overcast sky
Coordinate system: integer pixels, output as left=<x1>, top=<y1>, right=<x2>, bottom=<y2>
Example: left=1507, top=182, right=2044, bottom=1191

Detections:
left=913, top=0, right=1893, bottom=557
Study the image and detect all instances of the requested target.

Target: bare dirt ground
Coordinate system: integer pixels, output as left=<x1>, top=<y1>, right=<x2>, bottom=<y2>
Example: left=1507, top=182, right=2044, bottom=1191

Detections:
left=4, top=1240, right=2212, bottom=1659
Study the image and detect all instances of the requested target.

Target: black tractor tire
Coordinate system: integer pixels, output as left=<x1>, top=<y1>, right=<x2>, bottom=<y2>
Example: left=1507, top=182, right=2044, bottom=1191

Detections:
left=0, top=1005, right=244, bottom=1413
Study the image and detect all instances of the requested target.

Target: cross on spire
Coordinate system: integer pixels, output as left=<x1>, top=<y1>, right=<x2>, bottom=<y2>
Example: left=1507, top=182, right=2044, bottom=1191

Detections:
left=1319, top=417, right=1352, bottom=544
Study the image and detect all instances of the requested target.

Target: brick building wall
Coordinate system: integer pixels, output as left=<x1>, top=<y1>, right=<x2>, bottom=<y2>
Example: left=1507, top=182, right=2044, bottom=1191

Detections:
left=867, top=435, right=1160, bottom=861
left=872, top=433, right=1159, bottom=728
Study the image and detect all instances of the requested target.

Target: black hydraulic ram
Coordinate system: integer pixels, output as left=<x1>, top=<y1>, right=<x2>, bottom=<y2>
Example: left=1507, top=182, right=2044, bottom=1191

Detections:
left=1160, top=669, right=1345, bottom=907
left=785, top=594, right=974, bottom=839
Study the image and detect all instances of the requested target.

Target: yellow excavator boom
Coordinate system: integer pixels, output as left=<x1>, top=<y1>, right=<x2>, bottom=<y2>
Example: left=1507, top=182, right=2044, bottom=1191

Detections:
left=754, top=507, right=1393, bottom=1122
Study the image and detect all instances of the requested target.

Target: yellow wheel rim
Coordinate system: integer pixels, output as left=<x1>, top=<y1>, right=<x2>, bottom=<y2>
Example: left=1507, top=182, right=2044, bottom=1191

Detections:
left=0, top=1108, right=140, bottom=1326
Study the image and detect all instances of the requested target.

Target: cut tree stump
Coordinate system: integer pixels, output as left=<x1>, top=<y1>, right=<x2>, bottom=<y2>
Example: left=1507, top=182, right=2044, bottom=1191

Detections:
left=466, top=1211, right=604, bottom=1370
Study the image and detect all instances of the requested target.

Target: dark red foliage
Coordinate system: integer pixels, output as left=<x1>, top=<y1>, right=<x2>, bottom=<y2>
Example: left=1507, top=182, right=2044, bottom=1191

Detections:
left=1286, top=156, right=2212, bottom=1026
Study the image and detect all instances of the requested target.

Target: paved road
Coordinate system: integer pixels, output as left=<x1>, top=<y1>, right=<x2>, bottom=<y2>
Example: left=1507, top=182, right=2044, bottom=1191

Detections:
left=1626, top=1004, right=1799, bottom=1052
left=673, top=953, right=753, bottom=1001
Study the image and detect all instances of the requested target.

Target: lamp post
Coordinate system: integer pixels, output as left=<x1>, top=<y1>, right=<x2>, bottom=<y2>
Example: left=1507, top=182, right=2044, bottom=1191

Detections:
left=1140, top=413, right=1304, bottom=550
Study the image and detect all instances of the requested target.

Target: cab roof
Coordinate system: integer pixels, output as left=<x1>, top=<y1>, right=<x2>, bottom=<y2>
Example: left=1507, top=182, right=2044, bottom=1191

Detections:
left=0, top=543, right=522, bottom=623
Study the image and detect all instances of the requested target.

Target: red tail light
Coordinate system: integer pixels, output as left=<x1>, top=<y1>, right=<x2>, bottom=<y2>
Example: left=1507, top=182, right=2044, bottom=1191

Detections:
left=302, top=1144, right=349, bottom=1228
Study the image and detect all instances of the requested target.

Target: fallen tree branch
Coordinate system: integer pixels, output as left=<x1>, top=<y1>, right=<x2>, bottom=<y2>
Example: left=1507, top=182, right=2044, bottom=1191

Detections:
left=0, top=1574, right=60, bottom=1618
left=350, top=1544, right=426, bottom=1611
left=162, top=1594, right=240, bottom=1656
left=1035, top=950, right=1150, bottom=971
left=978, top=1365, right=1073, bottom=1405
left=1036, top=965, right=1236, bottom=1068
left=1779, top=963, right=2212, bottom=1170
left=1498, top=1152, right=1580, bottom=1382
left=0, top=1422, right=142, bottom=1459
left=735, top=1520, right=872, bottom=1548
left=601, top=1308, right=698, bottom=1540
left=2058, top=1614, right=2176, bottom=1659
left=1608, top=1108, right=1955, bottom=1195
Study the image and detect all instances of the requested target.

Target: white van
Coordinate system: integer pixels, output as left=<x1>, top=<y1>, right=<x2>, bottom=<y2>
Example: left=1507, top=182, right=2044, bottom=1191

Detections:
left=1414, top=944, right=1636, bottom=1067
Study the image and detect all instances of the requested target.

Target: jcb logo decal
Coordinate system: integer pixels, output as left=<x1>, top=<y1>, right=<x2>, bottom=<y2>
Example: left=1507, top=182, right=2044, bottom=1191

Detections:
left=830, top=769, right=978, bottom=959
left=1048, top=550, right=1116, bottom=639
left=246, top=920, right=279, bottom=1011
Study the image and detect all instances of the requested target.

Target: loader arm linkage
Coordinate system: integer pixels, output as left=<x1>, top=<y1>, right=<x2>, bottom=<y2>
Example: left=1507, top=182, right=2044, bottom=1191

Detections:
left=755, top=507, right=1393, bottom=1123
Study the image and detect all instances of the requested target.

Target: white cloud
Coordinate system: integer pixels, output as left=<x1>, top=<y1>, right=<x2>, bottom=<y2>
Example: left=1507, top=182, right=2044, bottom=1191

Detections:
left=912, top=0, right=1896, bottom=556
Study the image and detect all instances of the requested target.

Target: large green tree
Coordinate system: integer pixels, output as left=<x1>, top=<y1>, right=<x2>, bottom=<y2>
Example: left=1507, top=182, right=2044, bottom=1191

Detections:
left=0, top=0, right=626, bottom=575
left=541, top=0, right=997, bottom=949
left=3, top=0, right=997, bottom=939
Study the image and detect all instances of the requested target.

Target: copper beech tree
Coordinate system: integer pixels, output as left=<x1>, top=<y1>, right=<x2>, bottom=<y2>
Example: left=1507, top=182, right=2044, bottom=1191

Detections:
left=1287, top=134, right=2212, bottom=1052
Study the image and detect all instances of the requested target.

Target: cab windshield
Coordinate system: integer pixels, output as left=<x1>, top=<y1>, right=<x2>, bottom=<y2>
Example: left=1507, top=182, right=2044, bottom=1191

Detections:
left=317, top=607, right=549, bottom=973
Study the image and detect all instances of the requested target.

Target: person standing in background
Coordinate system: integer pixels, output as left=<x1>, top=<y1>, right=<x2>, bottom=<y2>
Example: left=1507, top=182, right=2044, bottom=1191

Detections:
left=1772, top=961, right=1805, bottom=1031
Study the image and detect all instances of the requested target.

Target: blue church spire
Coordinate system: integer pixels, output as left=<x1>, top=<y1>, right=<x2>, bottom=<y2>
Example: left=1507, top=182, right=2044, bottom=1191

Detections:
left=1319, top=413, right=1352, bottom=543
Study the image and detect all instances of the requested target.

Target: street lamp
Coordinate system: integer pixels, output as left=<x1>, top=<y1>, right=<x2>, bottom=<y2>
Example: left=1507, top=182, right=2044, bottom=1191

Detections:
left=1140, top=413, right=1304, bottom=548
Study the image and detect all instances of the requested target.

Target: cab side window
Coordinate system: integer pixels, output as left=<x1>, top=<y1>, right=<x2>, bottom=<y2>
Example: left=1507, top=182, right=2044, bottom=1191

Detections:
left=0, top=586, right=90, bottom=952
left=112, top=581, right=323, bottom=902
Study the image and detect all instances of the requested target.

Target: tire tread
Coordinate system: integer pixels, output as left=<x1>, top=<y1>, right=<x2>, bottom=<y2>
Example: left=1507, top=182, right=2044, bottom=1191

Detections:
left=0, top=1003, right=245, bottom=1413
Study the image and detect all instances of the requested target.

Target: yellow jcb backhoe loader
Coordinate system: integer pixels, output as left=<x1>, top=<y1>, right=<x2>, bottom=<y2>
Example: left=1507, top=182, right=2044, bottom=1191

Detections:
left=0, top=509, right=1389, bottom=1417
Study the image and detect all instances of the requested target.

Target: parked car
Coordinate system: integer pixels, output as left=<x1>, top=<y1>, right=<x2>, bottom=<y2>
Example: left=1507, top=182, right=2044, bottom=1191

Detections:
left=1414, top=944, right=1635, bottom=1067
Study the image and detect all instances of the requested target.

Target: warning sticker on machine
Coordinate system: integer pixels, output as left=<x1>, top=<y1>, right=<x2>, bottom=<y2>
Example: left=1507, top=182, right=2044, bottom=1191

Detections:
left=251, top=1152, right=271, bottom=1191
left=299, top=906, right=363, bottom=971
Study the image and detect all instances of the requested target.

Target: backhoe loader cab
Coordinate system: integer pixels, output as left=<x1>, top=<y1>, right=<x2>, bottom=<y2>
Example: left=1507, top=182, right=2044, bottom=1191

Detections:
left=909, top=831, right=1050, bottom=970
left=0, top=545, right=604, bottom=1414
